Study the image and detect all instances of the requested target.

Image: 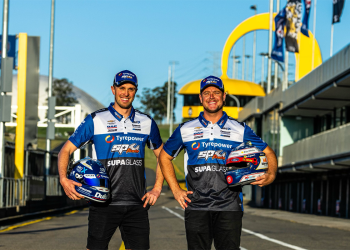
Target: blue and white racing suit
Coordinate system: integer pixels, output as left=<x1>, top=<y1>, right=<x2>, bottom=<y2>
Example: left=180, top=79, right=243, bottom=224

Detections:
left=69, top=103, right=162, bottom=205
left=163, top=111, right=267, bottom=211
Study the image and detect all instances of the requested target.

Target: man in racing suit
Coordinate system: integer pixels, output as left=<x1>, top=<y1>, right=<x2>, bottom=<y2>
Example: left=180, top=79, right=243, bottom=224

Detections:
left=58, top=70, right=164, bottom=250
left=159, top=75, right=278, bottom=250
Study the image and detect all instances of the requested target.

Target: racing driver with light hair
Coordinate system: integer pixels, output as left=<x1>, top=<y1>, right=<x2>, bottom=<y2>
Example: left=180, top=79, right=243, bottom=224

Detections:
left=159, top=75, right=278, bottom=250
left=58, top=70, right=164, bottom=250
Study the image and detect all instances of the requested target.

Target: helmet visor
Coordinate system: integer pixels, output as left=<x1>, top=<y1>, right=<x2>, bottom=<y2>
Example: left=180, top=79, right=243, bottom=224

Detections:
left=82, top=177, right=109, bottom=188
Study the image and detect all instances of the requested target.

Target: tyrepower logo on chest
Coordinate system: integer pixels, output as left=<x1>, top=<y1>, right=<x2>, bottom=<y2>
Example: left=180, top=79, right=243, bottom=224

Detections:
left=111, top=143, right=140, bottom=154
left=197, top=150, right=226, bottom=161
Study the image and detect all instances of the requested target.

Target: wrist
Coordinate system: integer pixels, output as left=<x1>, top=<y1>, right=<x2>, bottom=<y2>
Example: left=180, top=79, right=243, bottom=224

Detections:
left=60, top=176, right=68, bottom=183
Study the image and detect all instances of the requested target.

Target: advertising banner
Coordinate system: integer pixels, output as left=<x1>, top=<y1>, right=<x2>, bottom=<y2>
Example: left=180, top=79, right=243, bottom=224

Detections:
left=285, top=0, right=302, bottom=52
left=271, top=8, right=286, bottom=62
left=0, top=35, right=16, bottom=69
left=301, top=0, right=311, bottom=37
left=333, top=0, right=345, bottom=24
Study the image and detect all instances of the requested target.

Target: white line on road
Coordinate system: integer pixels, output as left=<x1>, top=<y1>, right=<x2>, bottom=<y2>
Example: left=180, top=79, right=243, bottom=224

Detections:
left=162, top=206, right=184, bottom=220
left=162, top=206, right=308, bottom=250
left=242, top=228, right=308, bottom=250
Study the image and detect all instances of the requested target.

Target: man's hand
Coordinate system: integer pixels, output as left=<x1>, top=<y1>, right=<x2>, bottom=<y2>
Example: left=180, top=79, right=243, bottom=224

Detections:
left=173, top=187, right=193, bottom=209
left=60, top=177, right=84, bottom=200
left=142, top=188, right=162, bottom=208
left=251, top=172, right=276, bottom=187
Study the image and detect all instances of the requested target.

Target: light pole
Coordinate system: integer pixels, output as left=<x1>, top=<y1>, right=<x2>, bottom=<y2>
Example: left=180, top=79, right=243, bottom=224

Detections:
left=169, top=61, right=179, bottom=137
left=267, top=0, right=274, bottom=93
left=250, top=5, right=257, bottom=83
left=231, top=55, right=240, bottom=79
left=45, top=0, right=56, bottom=175
left=274, top=0, right=280, bottom=89
left=242, top=36, right=246, bottom=80
left=235, top=60, right=241, bottom=79
left=245, top=55, right=251, bottom=81
left=260, top=53, right=268, bottom=88
left=0, top=0, right=10, bottom=207
left=166, top=66, right=171, bottom=124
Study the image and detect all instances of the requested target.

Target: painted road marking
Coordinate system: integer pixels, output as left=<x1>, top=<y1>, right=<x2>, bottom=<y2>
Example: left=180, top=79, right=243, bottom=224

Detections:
left=162, top=206, right=185, bottom=220
left=0, top=209, right=80, bottom=233
left=162, top=206, right=307, bottom=250
left=0, top=217, right=52, bottom=233
left=119, top=241, right=125, bottom=250
left=242, top=228, right=307, bottom=250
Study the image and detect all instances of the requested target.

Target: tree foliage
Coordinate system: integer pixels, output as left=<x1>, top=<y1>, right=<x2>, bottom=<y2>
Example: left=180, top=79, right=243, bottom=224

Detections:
left=136, top=81, right=177, bottom=123
left=46, top=78, right=78, bottom=106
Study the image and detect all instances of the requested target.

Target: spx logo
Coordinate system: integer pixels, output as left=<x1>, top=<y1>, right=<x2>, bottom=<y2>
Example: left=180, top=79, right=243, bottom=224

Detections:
left=105, top=135, right=115, bottom=143
left=191, top=142, right=200, bottom=150
left=197, top=150, right=226, bottom=161
left=111, top=143, right=140, bottom=154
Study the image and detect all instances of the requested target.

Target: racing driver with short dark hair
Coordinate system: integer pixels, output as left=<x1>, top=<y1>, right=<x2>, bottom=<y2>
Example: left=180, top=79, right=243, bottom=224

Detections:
left=159, top=75, right=278, bottom=250
left=58, top=70, right=164, bottom=250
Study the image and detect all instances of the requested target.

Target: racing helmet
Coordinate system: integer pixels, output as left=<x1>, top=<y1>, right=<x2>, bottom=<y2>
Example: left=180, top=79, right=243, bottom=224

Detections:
left=225, top=142, right=268, bottom=187
left=67, top=157, right=110, bottom=202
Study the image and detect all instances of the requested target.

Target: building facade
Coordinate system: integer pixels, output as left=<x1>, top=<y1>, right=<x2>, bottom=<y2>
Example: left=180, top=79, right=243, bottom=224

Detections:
left=239, top=44, right=350, bottom=218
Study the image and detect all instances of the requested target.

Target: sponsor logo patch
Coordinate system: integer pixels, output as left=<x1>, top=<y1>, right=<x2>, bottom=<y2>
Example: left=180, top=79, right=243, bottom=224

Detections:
left=107, top=159, right=143, bottom=167
left=191, top=142, right=200, bottom=150
left=84, top=174, right=96, bottom=179
left=75, top=173, right=83, bottom=179
left=197, top=150, right=226, bottom=161
left=111, top=143, right=140, bottom=154
left=201, top=142, right=233, bottom=149
left=105, top=135, right=115, bottom=143
left=94, top=192, right=108, bottom=200
left=194, top=165, right=228, bottom=173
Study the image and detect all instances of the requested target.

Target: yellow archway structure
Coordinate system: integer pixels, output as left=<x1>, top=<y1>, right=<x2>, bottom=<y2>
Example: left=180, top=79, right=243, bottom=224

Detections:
left=221, top=13, right=322, bottom=81
left=179, top=79, right=265, bottom=119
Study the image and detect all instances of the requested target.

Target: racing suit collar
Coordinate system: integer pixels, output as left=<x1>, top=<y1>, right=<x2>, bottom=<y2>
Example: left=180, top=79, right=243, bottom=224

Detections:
left=108, top=103, right=136, bottom=122
left=198, top=111, right=228, bottom=129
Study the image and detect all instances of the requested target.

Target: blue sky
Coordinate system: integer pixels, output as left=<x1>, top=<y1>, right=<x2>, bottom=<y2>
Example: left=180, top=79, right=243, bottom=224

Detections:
left=2, top=0, right=350, bottom=123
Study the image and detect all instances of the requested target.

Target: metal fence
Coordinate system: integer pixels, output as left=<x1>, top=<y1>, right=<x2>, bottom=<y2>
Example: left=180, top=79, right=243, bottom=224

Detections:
left=1, top=146, right=65, bottom=208
left=0, top=177, right=27, bottom=208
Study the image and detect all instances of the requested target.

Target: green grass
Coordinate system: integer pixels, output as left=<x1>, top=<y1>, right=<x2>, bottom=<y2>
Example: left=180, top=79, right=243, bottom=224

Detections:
left=145, top=123, right=185, bottom=183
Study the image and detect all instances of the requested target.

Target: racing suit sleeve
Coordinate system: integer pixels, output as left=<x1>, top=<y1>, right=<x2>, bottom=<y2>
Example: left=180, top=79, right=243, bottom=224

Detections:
left=243, top=124, right=268, bottom=151
left=163, top=125, right=184, bottom=157
left=147, top=119, right=163, bottom=150
left=68, top=115, right=94, bottom=148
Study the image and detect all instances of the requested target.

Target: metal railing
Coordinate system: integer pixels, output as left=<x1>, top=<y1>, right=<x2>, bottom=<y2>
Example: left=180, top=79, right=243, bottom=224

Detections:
left=46, top=175, right=62, bottom=196
left=0, top=177, right=27, bottom=208
left=0, top=175, right=63, bottom=208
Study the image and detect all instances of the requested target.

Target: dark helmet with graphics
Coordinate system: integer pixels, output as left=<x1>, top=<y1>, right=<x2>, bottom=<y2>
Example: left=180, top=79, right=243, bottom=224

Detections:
left=224, top=142, right=268, bottom=187
left=67, top=157, right=110, bottom=202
